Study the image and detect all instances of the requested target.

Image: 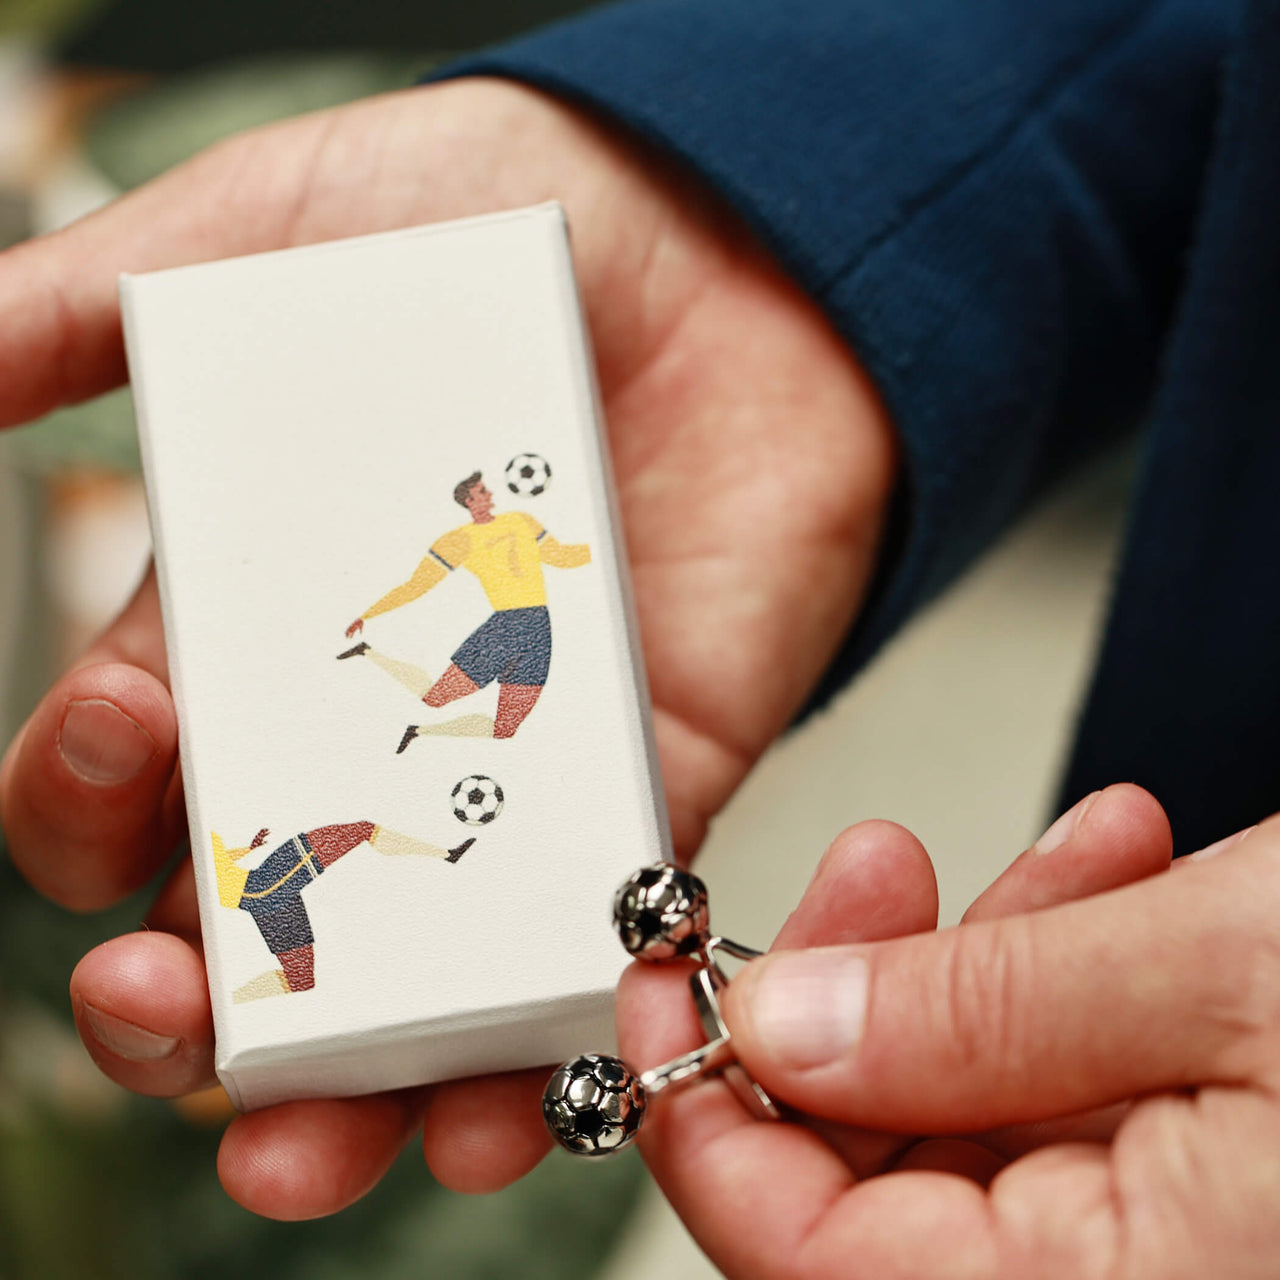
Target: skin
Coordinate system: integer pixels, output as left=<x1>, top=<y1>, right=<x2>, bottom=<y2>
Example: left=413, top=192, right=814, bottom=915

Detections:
left=0, top=78, right=895, bottom=1217
left=422, top=665, right=481, bottom=707
left=4, top=76, right=1263, bottom=1273
left=464, top=481, right=495, bottom=524
left=622, top=787, right=1280, bottom=1280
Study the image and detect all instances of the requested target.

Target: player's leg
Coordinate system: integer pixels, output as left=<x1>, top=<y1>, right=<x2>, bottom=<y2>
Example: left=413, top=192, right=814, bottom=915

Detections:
left=367, top=650, right=435, bottom=699
left=232, top=940, right=314, bottom=1000
left=399, top=618, right=501, bottom=749
left=491, top=607, right=551, bottom=738
left=495, top=684, right=543, bottom=738
left=402, top=670, right=491, bottom=746
left=278, top=943, right=315, bottom=992
left=235, top=896, right=317, bottom=1002
left=339, top=642, right=435, bottom=700
left=369, top=825, right=474, bottom=863
left=305, top=821, right=375, bottom=868
left=404, top=713, right=496, bottom=747
left=424, top=664, right=481, bottom=707
left=233, top=969, right=290, bottom=1003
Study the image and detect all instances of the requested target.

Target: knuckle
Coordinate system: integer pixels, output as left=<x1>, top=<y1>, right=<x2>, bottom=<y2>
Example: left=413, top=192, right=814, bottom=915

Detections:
left=940, top=920, right=1035, bottom=1081
left=1112, top=1097, right=1240, bottom=1280
left=1205, top=933, right=1280, bottom=1045
left=1194, top=848, right=1280, bottom=1047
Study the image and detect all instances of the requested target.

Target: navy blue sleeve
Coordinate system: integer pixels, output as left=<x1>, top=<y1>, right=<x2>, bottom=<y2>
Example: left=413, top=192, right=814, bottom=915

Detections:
left=432, top=0, right=1237, bottom=698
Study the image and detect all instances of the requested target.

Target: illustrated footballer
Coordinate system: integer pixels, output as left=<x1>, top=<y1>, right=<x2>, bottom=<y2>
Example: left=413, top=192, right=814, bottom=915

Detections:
left=213, top=821, right=473, bottom=1003
left=339, top=469, right=590, bottom=746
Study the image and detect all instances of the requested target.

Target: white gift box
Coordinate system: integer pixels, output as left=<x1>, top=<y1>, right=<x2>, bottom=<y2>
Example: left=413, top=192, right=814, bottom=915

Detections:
left=122, top=204, right=670, bottom=1110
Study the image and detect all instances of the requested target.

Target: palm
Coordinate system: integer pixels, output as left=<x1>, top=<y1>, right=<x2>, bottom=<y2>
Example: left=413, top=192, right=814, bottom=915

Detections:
left=0, top=79, right=892, bottom=1216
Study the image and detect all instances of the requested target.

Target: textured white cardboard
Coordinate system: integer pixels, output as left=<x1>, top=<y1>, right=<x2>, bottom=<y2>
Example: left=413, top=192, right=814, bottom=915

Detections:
left=122, top=205, right=670, bottom=1110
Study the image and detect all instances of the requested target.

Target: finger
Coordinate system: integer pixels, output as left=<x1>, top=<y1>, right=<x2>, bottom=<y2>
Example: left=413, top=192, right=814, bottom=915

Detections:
left=757, top=820, right=939, bottom=1172
left=892, top=1137, right=1006, bottom=1186
left=624, top=981, right=1107, bottom=1280
left=814, top=1083, right=1280, bottom=1280
left=135, top=857, right=553, bottom=1198
left=963, top=795, right=1246, bottom=1159
left=73, top=565, right=170, bottom=683
left=0, top=102, right=364, bottom=428
left=1183, top=824, right=1256, bottom=864
left=725, top=820, right=1280, bottom=1132
left=978, top=1102, right=1132, bottom=1161
left=776, top=814, right=1156, bottom=1171
left=0, top=660, right=181, bottom=910
left=964, top=783, right=1172, bottom=923
left=0, top=568, right=185, bottom=911
left=415, top=805, right=916, bottom=1198
left=804, top=1145, right=1113, bottom=1280
left=421, top=1068, right=553, bottom=1193
left=70, top=931, right=215, bottom=1096
left=946, top=786, right=1168, bottom=1161
left=774, top=819, right=938, bottom=949
left=621, top=957, right=858, bottom=1278
left=218, top=1088, right=428, bottom=1220
left=619, top=821, right=943, bottom=1269
left=873, top=788, right=1169, bottom=1166
left=144, top=854, right=201, bottom=945
left=621, top=819, right=941, bottom=1086
left=72, top=929, right=432, bottom=1220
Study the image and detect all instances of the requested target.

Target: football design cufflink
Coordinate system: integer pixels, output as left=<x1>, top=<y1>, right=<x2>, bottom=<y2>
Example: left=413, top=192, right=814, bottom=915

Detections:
left=543, top=863, right=780, bottom=1157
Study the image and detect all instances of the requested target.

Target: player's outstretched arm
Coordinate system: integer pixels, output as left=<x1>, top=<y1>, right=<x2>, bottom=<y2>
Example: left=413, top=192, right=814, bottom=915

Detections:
left=356, top=555, right=449, bottom=627
left=0, top=78, right=894, bottom=1218
left=537, top=534, right=590, bottom=568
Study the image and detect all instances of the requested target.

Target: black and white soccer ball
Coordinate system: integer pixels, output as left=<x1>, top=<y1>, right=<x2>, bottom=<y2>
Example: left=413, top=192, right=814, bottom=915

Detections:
left=543, top=1053, right=647, bottom=1156
left=613, top=862, right=710, bottom=961
left=451, top=775, right=504, bottom=825
left=505, top=452, right=552, bottom=496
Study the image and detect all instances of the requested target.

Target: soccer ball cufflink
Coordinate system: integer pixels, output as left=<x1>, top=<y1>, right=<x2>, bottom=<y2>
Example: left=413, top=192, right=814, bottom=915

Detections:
left=542, top=862, right=780, bottom=1157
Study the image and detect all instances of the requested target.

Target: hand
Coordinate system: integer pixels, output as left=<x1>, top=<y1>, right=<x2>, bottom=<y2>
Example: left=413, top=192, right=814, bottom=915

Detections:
left=624, top=783, right=1280, bottom=1274
left=0, top=79, right=896, bottom=1217
left=345, top=618, right=364, bottom=639
left=622, top=785, right=1280, bottom=1279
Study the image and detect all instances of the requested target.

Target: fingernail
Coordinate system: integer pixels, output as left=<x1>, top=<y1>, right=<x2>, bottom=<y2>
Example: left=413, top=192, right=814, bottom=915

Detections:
left=83, top=1005, right=179, bottom=1061
left=1191, top=826, right=1256, bottom=862
left=1033, top=791, right=1101, bottom=855
left=59, top=699, right=157, bottom=785
left=743, top=950, right=869, bottom=1070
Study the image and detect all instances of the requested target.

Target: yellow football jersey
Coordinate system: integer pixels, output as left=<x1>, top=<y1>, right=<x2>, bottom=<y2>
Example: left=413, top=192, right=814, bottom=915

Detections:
left=431, top=511, right=548, bottom=611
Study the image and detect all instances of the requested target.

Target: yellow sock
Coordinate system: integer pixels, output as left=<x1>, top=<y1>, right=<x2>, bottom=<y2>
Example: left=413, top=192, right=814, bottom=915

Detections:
left=232, top=970, right=289, bottom=1004
left=414, top=714, right=495, bottom=738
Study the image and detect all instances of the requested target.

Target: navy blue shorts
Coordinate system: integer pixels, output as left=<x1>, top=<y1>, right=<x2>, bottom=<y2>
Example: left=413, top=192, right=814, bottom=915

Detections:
left=239, top=833, right=323, bottom=955
left=452, top=605, right=552, bottom=688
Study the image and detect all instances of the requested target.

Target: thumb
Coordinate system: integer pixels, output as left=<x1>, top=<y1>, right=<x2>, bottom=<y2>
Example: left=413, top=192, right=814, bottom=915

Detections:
left=724, top=820, right=1280, bottom=1132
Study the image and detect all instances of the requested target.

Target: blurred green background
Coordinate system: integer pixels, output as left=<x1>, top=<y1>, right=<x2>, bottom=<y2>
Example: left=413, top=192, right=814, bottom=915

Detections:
left=0, top=2, right=647, bottom=1277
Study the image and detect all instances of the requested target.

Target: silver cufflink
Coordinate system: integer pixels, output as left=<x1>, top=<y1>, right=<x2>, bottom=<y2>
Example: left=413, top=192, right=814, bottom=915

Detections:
left=542, top=863, right=779, bottom=1157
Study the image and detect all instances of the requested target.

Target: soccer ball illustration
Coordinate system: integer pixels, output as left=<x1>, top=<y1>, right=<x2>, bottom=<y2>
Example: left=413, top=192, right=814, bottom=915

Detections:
left=613, top=862, right=710, bottom=961
left=505, top=452, right=552, bottom=496
left=451, top=775, right=504, bottom=825
left=543, top=1053, right=647, bottom=1156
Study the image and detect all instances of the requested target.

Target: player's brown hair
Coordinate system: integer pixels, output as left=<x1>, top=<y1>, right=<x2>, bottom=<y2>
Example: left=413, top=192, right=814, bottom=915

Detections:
left=453, top=471, right=483, bottom=507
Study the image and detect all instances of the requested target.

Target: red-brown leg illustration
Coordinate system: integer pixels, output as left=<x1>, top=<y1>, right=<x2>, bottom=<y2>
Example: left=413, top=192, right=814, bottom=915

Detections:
left=211, top=822, right=473, bottom=1003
